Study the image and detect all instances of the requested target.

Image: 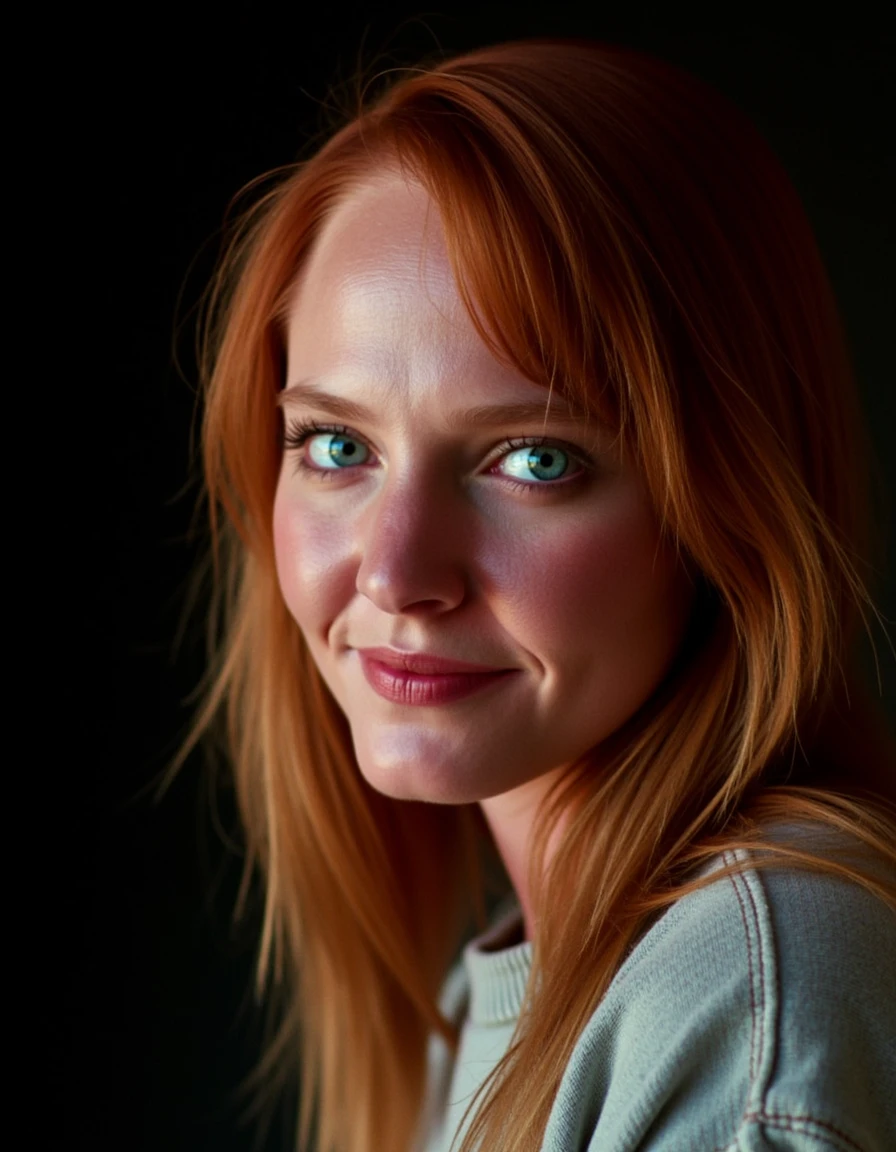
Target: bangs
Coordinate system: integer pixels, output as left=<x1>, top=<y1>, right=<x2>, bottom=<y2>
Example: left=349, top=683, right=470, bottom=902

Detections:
left=389, top=112, right=630, bottom=437
left=315, top=84, right=665, bottom=445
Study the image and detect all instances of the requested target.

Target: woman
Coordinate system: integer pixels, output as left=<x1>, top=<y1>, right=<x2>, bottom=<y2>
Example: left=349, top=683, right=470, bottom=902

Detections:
left=184, top=39, right=896, bottom=1151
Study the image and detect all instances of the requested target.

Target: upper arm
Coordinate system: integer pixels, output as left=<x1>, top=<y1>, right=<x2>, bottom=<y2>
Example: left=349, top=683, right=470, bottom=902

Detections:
left=542, top=860, right=896, bottom=1151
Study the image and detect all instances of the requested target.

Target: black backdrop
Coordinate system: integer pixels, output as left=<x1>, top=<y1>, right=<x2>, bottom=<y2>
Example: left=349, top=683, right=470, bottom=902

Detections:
left=61, top=7, right=894, bottom=1150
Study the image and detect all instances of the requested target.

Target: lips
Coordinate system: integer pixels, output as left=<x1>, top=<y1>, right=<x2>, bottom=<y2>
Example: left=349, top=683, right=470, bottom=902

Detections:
left=356, top=647, right=515, bottom=705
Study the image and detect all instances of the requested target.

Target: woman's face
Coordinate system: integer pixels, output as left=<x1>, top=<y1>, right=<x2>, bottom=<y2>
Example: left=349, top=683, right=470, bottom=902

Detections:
left=273, top=174, right=694, bottom=806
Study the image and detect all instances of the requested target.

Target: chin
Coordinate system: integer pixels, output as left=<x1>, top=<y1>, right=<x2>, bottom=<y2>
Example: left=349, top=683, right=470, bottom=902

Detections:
left=350, top=728, right=485, bottom=805
left=355, top=756, right=478, bottom=805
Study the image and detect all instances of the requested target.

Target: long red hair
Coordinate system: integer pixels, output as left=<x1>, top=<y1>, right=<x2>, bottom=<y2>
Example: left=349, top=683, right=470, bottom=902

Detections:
left=184, top=40, right=895, bottom=1152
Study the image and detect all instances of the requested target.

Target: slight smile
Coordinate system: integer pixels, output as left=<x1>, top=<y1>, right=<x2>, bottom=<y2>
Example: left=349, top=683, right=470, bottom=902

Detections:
left=356, top=648, right=517, bottom=706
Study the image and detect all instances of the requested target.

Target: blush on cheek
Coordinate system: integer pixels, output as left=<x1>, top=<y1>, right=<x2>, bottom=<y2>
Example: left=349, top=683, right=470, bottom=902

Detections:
left=484, top=508, right=659, bottom=626
left=272, top=489, right=357, bottom=636
left=481, top=498, right=692, bottom=705
left=555, top=518, right=665, bottom=602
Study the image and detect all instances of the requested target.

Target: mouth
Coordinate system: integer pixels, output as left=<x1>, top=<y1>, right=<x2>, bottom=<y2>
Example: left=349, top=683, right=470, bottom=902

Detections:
left=356, top=647, right=516, bottom=706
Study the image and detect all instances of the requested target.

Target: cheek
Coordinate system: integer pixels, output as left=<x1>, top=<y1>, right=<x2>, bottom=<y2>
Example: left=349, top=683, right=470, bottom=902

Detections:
left=272, top=477, right=357, bottom=637
left=481, top=498, right=692, bottom=673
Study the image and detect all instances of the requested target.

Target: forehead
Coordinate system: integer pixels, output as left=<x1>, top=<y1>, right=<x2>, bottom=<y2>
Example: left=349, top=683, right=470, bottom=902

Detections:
left=282, top=173, right=612, bottom=442
left=285, top=173, right=564, bottom=422
left=291, top=172, right=462, bottom=326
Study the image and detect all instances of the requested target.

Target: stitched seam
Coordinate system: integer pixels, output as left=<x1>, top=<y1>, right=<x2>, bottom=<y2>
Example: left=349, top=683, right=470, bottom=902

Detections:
left=745, top=1109, right=867, bottom=1152
left=738, top=865, right=768, bottom=1093
left=727, top=859, right=758, bottom=1084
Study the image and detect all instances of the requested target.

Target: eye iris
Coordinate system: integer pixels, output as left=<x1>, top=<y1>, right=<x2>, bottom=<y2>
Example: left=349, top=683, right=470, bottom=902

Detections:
left=527, top=447, right=567, bottom=481
left=330, top=437, right=353, bottom=462
left=326, top=434, right=366, bottom=467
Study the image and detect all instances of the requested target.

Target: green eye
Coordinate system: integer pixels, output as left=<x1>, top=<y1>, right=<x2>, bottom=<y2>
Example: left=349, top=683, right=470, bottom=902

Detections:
left=307, top=433, right=370, bottom=469
left=499, top=445, right=570, bottom=483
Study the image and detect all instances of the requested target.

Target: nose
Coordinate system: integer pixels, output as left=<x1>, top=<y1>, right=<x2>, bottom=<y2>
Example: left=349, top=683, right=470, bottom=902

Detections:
left=354, top=474, right=468, bottom=614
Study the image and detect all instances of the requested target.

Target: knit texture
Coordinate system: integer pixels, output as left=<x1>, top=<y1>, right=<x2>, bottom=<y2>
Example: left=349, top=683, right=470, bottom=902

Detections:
left=416, top=848, right=896, bottom=1151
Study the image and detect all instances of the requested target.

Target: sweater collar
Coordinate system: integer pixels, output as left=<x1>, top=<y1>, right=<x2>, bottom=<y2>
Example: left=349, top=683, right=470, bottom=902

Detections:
left=463, top=901, right=532, bottom=1026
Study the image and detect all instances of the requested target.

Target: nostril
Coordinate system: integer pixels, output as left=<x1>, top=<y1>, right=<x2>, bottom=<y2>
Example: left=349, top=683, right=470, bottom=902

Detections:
left=354, top=495, right=469, bottom=615
left=355, top=548, right=467, bottom=615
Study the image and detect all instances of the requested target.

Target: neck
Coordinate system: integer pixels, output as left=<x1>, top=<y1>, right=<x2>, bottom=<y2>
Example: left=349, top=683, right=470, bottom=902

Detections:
left=478, top=765, right=571, bottom=943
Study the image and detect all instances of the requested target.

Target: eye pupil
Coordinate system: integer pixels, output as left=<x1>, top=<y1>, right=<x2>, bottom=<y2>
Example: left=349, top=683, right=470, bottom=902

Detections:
left=526, top=447, right=567, bottom=481
left=328, top=435, right=365, bottom=466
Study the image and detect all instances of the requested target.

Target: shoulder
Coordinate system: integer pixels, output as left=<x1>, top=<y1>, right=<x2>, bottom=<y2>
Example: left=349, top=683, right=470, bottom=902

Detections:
left=544, top=844, right=896, bottom=1151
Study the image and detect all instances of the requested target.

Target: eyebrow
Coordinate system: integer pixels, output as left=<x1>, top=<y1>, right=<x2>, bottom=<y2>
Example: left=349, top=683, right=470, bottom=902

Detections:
left=277, top=381, right=591, bottom=427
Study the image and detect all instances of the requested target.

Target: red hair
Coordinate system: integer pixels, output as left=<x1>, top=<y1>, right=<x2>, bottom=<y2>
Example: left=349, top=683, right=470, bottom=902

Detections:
left=185, top=40, right=894, bottom=1152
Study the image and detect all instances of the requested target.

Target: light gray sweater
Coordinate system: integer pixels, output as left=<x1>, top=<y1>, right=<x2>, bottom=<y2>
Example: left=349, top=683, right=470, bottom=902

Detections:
left=416, top=850, right=896, bottom=1151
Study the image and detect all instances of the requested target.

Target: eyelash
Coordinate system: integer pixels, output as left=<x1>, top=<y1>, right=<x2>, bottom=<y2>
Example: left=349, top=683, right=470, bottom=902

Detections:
left=282, top=418, right=590, bottom=490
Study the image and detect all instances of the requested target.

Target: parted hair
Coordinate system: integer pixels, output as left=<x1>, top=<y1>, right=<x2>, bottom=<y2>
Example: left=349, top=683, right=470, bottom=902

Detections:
left=184, top=39, right=895, bottom=1152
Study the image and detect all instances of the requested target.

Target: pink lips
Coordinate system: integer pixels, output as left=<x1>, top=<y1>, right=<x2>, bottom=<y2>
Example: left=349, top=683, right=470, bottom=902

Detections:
left=357, top=647, right=515, bottom=706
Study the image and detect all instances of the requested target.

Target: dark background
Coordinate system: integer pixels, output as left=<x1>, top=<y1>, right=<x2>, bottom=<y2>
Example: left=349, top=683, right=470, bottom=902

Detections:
left=61, top=7, right=893, bottom=1150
